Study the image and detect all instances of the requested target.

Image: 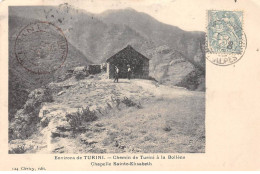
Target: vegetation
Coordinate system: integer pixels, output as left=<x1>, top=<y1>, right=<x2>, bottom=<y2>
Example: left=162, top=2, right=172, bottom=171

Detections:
left=24, top=102, right=36, bottom=114
left=43, top=87, right=54, bottom=103
left=111, top=96, right=142, bottom=109
left=75, top=72, right=86, bottom=80
left=9, top=145, right=26, bottom=154
left=8, top=81, right=29, bottom=121
left=41, top=117, right=50, bottom=127
left=162, top=125, right=172, bottom=132
left=9, top=87, right=54, bottom=140
left=176, top=68, right=205, bottom=91
left=121, top=97, right=142, bottom=108
left=66, top=107, right=98, bottom=130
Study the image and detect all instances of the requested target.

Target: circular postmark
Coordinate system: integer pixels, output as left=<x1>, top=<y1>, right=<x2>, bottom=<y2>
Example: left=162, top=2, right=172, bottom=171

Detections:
left=206, top=11, right=247, bottom=66
left=15, top=21, right=68, bottom=74
left=205, top=31, right=247, bottom=66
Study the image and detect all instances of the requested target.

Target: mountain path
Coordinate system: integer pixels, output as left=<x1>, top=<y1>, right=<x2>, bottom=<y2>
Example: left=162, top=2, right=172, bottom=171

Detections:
left=9, top=75, right=205, bottom=153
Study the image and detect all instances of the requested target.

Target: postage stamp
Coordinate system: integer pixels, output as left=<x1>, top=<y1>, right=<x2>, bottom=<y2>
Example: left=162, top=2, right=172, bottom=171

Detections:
left=15, top=21, right=68, bottom=74
left=206, top=10, right=247, bottom=66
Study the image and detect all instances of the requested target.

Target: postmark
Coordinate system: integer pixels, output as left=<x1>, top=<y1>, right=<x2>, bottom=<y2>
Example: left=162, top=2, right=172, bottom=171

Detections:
left=206, top=10, right=247, bottom=66
left=15, top=21, right=68, bottom=74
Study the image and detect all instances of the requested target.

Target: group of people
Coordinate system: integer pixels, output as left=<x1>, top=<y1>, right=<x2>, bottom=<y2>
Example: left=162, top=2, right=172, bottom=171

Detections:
left=114, top=64, right=132, bottom=83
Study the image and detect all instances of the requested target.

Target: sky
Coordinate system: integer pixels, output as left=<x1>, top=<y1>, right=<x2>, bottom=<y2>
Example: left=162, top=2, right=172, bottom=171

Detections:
left=2, top=0, right=258, bottom=32
left=67, top=0, right=254, bottom=32
left=72, top=0, right=209, bottom=31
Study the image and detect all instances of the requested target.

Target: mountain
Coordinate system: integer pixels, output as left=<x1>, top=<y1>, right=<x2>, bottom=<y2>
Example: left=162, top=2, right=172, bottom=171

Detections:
left=8, top=15, right=92, bottom=120
left=9, top=5, right=205, bottom=67
left=8, top=5, right=206, bottom=120
left=99, top=8, right=205, bottom=68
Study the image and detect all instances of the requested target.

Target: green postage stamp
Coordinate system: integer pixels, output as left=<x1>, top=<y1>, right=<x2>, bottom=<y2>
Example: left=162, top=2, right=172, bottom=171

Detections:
left=206, top=10, right=247, bottom=66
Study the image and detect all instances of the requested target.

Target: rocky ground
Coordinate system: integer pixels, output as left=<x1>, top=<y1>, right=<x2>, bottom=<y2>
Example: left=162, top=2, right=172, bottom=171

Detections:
left=9, top=73, right=205, bottom=153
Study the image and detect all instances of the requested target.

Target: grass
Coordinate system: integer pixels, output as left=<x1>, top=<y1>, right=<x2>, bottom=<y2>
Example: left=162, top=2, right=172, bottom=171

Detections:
left=65, top=107, right=98, bottom=131
left=10, top=77, right=204, bottom=153
left=88, top=94, right=205, bottom=153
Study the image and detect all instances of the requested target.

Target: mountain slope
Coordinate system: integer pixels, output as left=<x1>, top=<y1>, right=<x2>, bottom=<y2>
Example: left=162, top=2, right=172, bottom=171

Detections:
left=8, top=15, right=92, bottom=120
left=9, top=76, right=205, bottom=153
left=98, top=8, right=205, bottom=69
left=9, top=5, right=206, bottom=120
left=9, top=5, right=205, bottom=68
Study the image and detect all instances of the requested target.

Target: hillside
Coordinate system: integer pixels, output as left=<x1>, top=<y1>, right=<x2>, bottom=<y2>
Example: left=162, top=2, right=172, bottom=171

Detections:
left=9, top=73, right=205, bottom=153
left=99, top=8, right=205, bottom=68
left=9, top=15, right=93, bottom=120
left=9, top=5, right=206, bottom=120
left=9, top=5, right=205, bottom=71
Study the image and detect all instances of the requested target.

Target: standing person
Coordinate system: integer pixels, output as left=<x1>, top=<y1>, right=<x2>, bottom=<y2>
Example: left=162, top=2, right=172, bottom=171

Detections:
left=127, top=64, right=131, bottom=80
left=114, top=66, right=119, bottom=83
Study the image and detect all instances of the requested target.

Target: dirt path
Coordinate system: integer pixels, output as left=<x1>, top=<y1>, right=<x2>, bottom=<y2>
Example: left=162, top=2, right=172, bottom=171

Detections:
left=9, top=76, right=205, bottom=153
left=132, top=79, right=204, bottom=98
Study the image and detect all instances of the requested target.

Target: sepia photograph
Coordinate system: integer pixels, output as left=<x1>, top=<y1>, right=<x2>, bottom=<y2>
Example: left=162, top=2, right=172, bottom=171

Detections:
left=8, top=4, right=206, bottom=154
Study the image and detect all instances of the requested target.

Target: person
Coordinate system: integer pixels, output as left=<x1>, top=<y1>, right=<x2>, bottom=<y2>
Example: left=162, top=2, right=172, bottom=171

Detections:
left=127, top=64, right=131, bottom=80
left=114, top=66, right=119, bottom=83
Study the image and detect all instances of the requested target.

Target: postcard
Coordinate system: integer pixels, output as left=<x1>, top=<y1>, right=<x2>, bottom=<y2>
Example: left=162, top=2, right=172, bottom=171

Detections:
left=0, top=0, right=259, bottom=171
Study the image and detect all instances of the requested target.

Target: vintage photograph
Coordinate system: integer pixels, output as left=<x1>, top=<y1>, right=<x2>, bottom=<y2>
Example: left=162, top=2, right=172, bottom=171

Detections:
left=8, top=4, right=205, bottom=154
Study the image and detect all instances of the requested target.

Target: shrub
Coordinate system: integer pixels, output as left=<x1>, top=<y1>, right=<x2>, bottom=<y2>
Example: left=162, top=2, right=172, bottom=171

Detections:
left=9, top=82, right=29, bottom=121
left=43, top=87, right=54, bottom=102
left=24, top=87, right=53, bottom=114
left=163, top=125, right=172, bottom=132
left=75, top=73, right=86, bottom=80
left=111, top=96, right=142, bottom=109
left=9, top=87, right=54, bottom=140
left=41, top=117, right=50, bottom=127
left=23, top=101, right=42, bottom=119
left=122, top=97, right=135, bottom=107
left=66, top=107, right=98, bottom=130
left=176, top=68, right=205, bottom=91
left=24, top=102, right=35, bottom=114
left=121, top=97, right=142, bottom=109
left=148, top=76, right=158, bottom=82
left=9, top=145, right=26, bottom=154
